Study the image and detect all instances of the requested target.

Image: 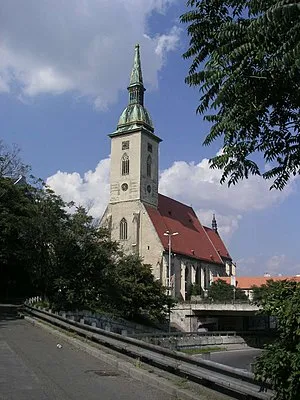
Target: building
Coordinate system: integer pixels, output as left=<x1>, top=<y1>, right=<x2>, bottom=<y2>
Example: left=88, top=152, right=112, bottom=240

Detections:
left=101, top=45, right=234, bottom=301
left=214, top=275, right=300, bottom=300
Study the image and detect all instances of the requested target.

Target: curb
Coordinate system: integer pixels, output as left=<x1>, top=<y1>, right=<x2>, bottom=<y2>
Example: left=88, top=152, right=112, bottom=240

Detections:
left=25, top=316, right=219, bottom=400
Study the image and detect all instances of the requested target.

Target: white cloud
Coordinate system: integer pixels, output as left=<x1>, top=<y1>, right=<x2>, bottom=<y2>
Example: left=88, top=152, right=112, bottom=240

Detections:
left=0, top=76, right=9, bottom=93
left=46, top=152, right=296, bottom=243
left=236, top=254, right=300, bottom=277
left=265, top=254, right=287, bottom=275
left=0, top=0, right=180, bottom=109
left=158, top=157, right=296, bottom=240
left=46, top=158, right=110, bottom=218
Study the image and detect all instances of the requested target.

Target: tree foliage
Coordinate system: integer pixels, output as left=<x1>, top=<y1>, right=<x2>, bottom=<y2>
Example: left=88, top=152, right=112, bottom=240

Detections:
left=181, top=1, right=300, bottom=190
left=0, top=140, right=30, bottom=178
left=254, top=280, right=300, bottom=399
left=208, top=279, right=247, bottom=301
left=0, top=144, right=171, bottom=322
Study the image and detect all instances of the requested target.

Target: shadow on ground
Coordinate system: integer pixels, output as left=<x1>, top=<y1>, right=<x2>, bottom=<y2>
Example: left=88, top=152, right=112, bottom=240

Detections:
left=0, top=304, right=24, bottom=324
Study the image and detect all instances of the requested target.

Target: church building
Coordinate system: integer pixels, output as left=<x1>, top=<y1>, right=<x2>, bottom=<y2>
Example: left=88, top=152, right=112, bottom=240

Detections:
left=101, top=45, right=234, bottom=301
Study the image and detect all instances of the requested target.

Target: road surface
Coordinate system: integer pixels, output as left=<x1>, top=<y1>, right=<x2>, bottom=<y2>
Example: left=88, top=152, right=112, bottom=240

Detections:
left=209, top=348, right=263, bottom=371
left=0, top=316, right=174, bottom=400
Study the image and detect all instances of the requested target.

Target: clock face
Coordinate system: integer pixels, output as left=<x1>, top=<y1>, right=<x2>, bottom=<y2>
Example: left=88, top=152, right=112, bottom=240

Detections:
left=121, top=183, right=128, bottom=191
left=147, top=184, right=151, bottom=193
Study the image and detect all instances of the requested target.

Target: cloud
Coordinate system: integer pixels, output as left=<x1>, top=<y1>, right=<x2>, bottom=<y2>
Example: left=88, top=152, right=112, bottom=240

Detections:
left=236, top=254, right=300, bottom=277
left=158, top=157, right=297, bottom=240
left=0, top=0, right=180, bottom=109
left=46, top=151, right=296, bottom=244
left=46, top=158, right=110, bottom=219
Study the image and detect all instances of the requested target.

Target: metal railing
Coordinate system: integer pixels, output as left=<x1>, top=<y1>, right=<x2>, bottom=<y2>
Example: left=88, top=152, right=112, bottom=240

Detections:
left=23, top=304, right=273, bottom=400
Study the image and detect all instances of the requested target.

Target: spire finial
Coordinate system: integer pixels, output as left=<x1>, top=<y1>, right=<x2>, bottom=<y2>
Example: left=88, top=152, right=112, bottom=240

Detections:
left=128, top=44, right=145, bottom=105
left=212, top=214, right=218, bottom=233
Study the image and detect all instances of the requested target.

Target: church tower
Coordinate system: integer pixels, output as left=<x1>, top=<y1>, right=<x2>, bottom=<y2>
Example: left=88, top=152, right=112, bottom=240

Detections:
left=101, top=44, right=162, bottom=259
left=109, top=44, right=162, bottom=208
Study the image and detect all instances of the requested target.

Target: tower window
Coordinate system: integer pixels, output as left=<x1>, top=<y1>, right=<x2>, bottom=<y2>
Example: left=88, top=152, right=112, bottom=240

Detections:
left=147, top=155, right=152, bottom=178
left=121, top=153, right=129, bottom=175
left=147, top=143, right=152, bottom=153
left=119, top=218, right=128, bottom=240
left=122, top=141, right=129, bottom=150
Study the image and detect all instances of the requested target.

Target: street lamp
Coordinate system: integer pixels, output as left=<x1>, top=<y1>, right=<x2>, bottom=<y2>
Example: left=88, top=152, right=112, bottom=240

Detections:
left=163, top=230, right=179, bottom=296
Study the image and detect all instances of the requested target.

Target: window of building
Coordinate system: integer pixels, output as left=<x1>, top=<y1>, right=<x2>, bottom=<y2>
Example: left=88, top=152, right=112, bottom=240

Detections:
left=121, top=153, right=129, bottom=175
left=122, top=141, right=129, bottom=150
left=119, top=218, right=128, bottom=240
left=146, top=155, right=152, bottom=178
left=147, top=143, right=152, bottom=153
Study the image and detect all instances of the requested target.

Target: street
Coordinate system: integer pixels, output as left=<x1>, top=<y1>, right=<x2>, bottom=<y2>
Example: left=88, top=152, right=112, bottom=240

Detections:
left=0, top=316, right=174, bottom=400
left=209, top=348, right=263, bottom=371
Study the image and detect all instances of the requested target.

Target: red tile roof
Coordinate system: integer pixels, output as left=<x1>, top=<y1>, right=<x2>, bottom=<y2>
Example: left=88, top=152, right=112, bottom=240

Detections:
left=204, top=227, right=231, bottom=260
left=145, top=194, right=225, bottom=265
left=214, top=276, right=300, bottom=289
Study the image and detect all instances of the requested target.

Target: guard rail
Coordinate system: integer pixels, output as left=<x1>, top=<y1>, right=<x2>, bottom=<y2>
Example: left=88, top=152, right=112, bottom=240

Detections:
left=23, top=305, right=273, bottom=400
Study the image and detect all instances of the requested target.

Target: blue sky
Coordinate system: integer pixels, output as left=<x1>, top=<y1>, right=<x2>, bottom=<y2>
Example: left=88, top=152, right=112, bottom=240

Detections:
left=1, top=0, right=300, bottom=276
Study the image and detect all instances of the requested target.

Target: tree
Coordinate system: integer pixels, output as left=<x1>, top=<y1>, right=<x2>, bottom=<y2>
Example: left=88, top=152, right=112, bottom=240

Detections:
left=0, top=142, right=171, bottom=322
left=107, top=254, right=172, bottom=322
left=49, top=207, right=119, bottom=311
left=0, top=140, right=30, bottom=178
left=208, top=279, right=247, bottom=301
left=0, top=177, right=35, bottom=300
left=181, top=1, right=300, bottom=190
left=254, top=280, right=300, bottom=399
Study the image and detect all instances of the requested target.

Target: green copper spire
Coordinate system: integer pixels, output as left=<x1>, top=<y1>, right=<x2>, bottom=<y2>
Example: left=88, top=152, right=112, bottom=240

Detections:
left=128, top=44, right=145, bottom=106
left=129, top=44, right=143, bottom=86
left=112, top=44, right=156, bottom=135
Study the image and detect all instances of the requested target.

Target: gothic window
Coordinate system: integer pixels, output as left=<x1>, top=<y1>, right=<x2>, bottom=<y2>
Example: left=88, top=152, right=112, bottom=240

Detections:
left=121, top=153, right=129, bottom=175
left=147, top=155, right=152, bottom=178
left=119, top=218, right=128, bottom=240
left=147, top=143, right=152, bottom=153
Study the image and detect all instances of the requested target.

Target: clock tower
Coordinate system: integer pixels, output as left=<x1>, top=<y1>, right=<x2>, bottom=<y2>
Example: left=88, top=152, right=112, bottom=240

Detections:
left=108, top=44, right=162, bottom=208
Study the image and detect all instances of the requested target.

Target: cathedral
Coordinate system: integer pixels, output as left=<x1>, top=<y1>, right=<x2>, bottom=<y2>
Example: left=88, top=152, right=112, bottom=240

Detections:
left=101, top=45, right=234, bottom=301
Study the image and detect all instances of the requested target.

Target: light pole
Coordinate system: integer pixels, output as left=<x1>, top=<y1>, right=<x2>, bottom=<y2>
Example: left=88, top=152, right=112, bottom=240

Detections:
left=163, top=230, right=179, bottom=297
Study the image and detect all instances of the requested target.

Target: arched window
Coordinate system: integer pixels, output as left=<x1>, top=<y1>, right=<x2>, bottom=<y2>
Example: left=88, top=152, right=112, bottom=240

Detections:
left=121, top=153, right=129, bottom=176
left=119, top=218, right=128, bottom=240
left=147, top=155, right=152, bottom=178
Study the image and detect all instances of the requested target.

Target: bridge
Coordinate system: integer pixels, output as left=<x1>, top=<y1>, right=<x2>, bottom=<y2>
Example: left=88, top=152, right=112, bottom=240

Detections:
left=171, top=301, right=266, bottom=332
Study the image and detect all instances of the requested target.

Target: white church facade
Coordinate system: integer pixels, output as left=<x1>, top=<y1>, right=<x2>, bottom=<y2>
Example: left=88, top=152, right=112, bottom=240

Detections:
left=101, top=45, right=234, bottom=301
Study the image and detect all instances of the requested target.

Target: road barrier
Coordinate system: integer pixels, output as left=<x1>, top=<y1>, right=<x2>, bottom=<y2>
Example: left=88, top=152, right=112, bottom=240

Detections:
left=23, top=305, right=273, bottom=400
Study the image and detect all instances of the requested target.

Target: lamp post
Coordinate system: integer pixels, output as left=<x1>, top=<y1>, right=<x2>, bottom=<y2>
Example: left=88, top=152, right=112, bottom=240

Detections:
left=163, top=230, right=179, bottom=297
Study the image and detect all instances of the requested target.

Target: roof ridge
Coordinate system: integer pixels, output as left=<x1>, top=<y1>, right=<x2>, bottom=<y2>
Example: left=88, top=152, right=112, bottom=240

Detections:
left=158, top=192, right=194, bottom=210
left=199, top=222, right=224, bottom=264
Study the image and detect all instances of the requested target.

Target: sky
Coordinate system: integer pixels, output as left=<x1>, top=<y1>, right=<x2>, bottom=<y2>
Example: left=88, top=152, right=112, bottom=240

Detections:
left=1, top=0, right=300, bottom=277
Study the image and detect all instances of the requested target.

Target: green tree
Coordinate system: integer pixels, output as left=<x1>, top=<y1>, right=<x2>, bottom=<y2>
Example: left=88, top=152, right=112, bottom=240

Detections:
left=208, top=279, right=247, bottom=301
left=254, top=280, right=300, bottom=399
left=0, top=177, right=35, bottom=300
left=0, top=140, right=30, bottom=178
left=181, top=1, right=300, bottom=190
left=107, top=254, right=173, bottom=322
left=50, top=207, right=118, bottom=311
left=251, top=283, right=270, bottom=303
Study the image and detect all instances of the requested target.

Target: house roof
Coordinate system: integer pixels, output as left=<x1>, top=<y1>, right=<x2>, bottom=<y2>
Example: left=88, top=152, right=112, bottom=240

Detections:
left=214, top=276, right=300, bottom=289
left=204, top=227, right=231, bottom=260
left=145, top=194, right=226, bottom=265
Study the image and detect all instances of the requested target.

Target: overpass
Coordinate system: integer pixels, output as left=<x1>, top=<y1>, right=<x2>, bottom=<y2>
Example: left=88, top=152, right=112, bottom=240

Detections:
left=171, top=301, right=265, bottom=332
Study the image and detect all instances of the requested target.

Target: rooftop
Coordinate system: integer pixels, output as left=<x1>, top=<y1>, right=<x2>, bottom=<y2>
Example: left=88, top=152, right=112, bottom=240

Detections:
left=145, top=194, right=231, bottom=265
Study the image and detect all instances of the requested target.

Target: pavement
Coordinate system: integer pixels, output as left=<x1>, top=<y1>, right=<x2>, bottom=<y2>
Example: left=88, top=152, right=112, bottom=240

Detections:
left=0, top=316, right=176, bottom=400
